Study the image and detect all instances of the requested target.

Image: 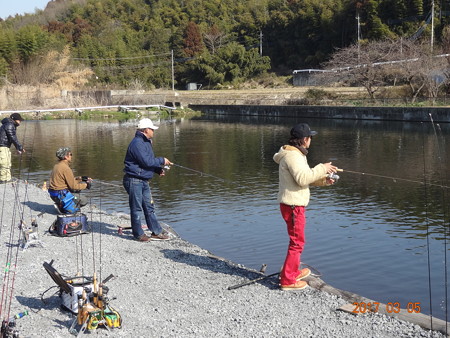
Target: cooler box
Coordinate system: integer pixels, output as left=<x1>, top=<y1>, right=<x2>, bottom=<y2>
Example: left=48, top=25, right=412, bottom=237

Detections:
left=55, top=213, right=89, bottom=236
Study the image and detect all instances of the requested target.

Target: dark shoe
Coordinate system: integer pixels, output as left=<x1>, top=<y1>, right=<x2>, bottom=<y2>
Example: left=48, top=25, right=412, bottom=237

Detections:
left=150, top=231, right=170, bottom=241
left=137, top=234, right=151, bottom=242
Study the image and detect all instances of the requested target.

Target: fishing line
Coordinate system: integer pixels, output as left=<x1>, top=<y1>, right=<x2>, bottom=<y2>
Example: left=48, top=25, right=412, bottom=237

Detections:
left=20, top=125, right=38, bottom=223
left=96, top=143, right=105, bottom=282
left=422, top=122, right=434, bottom=328
left=1, top=185, right=19, bottom=321
left=428, top=114, right=449, bottom=333
left=99, top=185, right=103, bottom=283
left=301, top=263, right=322, bottom=278
left=88, top=199, right=96, bottom=280
left=337, top=169, right=450, bottom=189
left=0, top=121, right=32, bottom=321
left=8, top=123, right=39, bottom=321
left=171, top=163, right=231, bottom=183
left=73, top=122, right=88, bottom=280
left=97, top=180, right=122, bottom=188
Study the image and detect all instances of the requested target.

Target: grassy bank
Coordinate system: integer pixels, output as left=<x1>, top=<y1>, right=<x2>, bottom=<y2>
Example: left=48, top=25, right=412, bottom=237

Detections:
left=1, top=106, right=201, bottom=121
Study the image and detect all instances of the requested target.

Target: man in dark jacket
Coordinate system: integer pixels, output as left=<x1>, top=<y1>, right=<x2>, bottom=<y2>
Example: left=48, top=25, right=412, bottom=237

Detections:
left=0, top=113, right=26, bottom=182
left=123, top=118, right=172, bottom=242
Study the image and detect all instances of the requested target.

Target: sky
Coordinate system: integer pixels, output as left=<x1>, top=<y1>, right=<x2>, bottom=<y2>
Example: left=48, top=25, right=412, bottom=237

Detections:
left=0, top=0, right=49, bottom=19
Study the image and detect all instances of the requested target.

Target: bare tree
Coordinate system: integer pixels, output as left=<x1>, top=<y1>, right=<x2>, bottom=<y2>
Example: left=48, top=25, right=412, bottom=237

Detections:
left=389, top=39, right=427, bottom=102
left=320, top=40, right=400, bottom=99
left=421, top=52, right=449, bottom=101
left=320, top=38, right=449, bottom=102
left=385, top=39, right=448, bottom=103
left=203, top=25, right=227, bottom=55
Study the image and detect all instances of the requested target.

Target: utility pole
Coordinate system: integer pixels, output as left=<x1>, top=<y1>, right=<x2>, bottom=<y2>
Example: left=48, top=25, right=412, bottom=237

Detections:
left=171, top=50, right=174, bottom=91
left=356, top=11, right=361, bottom=62
left=259, top=30, right=263, bottom=56
left=431, top=0, right=435, bottom=52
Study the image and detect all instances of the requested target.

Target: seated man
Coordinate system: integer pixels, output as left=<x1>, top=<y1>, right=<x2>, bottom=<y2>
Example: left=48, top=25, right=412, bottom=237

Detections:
left=48, top=147, right=92, bottom=214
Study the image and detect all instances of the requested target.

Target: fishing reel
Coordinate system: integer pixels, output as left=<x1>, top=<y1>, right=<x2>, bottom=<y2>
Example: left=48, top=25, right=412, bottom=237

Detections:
left=81, top=176, right=92, bottom=189
left=0, top=311, right=27, bottom=338
left=327, top=172, right=340, bottom=182
left=1, top=320, right=18, bottom=338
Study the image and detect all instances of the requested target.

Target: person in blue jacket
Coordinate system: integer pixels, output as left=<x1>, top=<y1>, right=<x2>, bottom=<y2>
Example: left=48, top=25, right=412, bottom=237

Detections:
left=123, top=118, right=172, bottom=242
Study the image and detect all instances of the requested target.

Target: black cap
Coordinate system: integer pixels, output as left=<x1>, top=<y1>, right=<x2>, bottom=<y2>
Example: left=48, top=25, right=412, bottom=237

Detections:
left=290, top=123, right=317, bottom=139
left=10, top=113, right=24, bottom=121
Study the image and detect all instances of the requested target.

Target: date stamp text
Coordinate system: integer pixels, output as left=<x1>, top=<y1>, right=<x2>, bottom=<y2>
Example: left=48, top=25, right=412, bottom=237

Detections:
left=352, top=302, right=421, bottom=314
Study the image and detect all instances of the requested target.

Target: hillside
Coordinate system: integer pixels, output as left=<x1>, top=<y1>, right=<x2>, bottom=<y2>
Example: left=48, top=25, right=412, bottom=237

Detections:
left=0, top=0, right=446, bottom=92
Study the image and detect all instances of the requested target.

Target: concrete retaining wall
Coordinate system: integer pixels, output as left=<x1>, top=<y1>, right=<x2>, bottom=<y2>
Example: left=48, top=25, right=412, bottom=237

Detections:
left=189, top=104, right=450, bottom=123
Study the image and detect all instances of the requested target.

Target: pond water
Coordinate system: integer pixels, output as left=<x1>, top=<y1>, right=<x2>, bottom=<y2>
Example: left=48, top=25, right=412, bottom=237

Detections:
left=11, top=115, right=450, bottom=321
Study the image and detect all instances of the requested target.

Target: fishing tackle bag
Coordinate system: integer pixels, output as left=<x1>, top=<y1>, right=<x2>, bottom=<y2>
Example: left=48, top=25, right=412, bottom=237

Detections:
left=49, top=213, right=89, bottom=237
left=48, top=189, right=80, bottom=214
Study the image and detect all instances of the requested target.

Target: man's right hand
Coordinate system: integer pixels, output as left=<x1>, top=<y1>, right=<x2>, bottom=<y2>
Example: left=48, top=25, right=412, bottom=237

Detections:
left=82, top=176, right=93, bottom=189
left=164, top=158, right=173, bottom=166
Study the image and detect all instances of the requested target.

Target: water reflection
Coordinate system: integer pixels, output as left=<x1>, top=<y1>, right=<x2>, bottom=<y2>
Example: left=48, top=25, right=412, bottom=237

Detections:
left=10, top=117, right=450, bottom=320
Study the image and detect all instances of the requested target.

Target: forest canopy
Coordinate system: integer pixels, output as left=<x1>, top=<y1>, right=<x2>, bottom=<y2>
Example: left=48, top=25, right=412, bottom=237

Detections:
left=0, top=0, right=449, bottom=90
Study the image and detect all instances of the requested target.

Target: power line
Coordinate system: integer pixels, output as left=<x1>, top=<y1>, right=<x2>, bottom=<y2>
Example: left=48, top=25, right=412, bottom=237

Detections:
left=93, top=61, right=171, bottom=70
left=72, top=52, right=171, bottom=61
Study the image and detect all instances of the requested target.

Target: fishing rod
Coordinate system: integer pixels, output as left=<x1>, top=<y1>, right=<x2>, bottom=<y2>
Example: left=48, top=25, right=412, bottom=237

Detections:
left=169, top=163, right=231, bottom=183
left=336, top=168, right=450, bottom=189
left=428, top=114, right=449, bottom=333
left=0, top=121, right=34, bottom=330
left=227, top=263, right=321, bottom=290
left=422, top=121, right=434, bottom=330
left=228, top=272, right=280, bottom=290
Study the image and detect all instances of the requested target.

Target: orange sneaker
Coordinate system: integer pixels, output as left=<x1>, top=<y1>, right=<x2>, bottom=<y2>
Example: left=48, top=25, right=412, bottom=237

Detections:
left=296, top=268, right=311, bottom=281
left=280, top=280, right=308, bottom=291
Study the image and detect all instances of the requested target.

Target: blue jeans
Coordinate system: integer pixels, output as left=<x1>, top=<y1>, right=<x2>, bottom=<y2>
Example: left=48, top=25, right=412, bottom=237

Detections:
left=123, top=175, right=163, bottom=239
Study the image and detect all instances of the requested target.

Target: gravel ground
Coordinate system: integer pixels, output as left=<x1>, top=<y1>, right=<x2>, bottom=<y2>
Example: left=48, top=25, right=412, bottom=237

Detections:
left=0, top=181, right=445, bottom=337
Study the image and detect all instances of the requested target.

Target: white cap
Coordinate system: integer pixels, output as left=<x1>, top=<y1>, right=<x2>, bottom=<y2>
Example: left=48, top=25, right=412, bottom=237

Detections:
left=137, top=118, right=159, bottom=130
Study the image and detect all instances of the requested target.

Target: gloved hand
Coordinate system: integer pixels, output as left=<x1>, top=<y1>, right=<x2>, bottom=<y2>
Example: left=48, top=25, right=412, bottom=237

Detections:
left=82, top=176, right=92, bottom=189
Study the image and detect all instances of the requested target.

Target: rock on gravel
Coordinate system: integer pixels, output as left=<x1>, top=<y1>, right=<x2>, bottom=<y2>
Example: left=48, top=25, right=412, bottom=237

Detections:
left=0, top=181, right=444, bottom=337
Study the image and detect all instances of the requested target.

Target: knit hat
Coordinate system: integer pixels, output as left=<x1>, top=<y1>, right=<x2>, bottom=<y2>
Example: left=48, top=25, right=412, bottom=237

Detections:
left=56, top=147, right=71, bottom=160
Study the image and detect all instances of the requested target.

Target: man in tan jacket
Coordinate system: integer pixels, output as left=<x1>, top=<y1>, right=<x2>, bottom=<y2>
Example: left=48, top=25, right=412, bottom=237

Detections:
left=48, top=147, right=92, bottom=214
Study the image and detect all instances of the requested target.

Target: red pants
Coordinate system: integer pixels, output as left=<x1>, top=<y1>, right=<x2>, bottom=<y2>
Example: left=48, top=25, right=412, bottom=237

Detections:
left=279, top=204, right=306, bottom=285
